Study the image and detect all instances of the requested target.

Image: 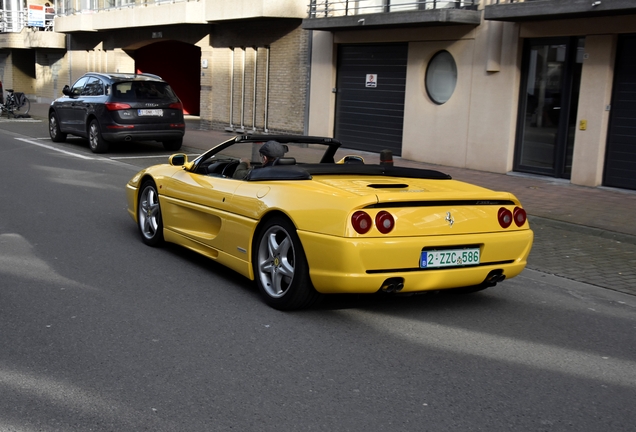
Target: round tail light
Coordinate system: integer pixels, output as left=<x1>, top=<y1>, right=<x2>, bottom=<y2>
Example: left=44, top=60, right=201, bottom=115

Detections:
left=513, top=207, right=527, bottom=227
left=498, top=207, right=513, bottom=228
left=352, top=211, right=372, bottom=234
left=375, top=211, right=395, bottom=234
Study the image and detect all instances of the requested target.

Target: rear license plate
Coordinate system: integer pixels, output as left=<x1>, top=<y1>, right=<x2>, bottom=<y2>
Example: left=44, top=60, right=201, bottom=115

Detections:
left=138, top=109, right=163, bottom=116
left=420, top=248, right=480, bottom=269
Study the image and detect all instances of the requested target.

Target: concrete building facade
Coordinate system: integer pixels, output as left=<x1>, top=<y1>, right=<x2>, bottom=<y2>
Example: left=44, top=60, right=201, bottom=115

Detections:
left=304, top=0, right=636, bottom=191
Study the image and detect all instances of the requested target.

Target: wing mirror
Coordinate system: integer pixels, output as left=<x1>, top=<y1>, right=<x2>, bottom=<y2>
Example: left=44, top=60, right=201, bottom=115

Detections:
left=169, top=154, right=188, bottom=166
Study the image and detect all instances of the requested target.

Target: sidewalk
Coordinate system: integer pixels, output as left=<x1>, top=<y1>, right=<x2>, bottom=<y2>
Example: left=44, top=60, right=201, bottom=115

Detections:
left=29, top=103, right=636, bottom=296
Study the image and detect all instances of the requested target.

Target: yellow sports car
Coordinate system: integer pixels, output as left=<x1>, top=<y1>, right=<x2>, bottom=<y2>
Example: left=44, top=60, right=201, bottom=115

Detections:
left=126, top=135, right=533, bottom=310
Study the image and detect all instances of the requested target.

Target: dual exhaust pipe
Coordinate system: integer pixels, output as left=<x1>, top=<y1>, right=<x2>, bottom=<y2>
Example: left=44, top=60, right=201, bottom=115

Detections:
left=378, top=269, right=506, bottom=294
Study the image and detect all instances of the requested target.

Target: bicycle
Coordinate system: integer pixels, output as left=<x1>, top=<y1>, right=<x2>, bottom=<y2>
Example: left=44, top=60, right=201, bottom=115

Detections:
left=0, top=89, right=31, bottom=118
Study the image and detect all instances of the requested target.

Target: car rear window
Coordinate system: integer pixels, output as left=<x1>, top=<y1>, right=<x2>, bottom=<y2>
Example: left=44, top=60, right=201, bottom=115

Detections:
left=112, top=81, right=178, bottom=101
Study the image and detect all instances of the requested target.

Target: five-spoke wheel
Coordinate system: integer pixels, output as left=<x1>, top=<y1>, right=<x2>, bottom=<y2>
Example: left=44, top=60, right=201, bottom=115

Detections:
left=253, top=216, right=319, bottom=310
left=138, top=181, right=164, bottom=246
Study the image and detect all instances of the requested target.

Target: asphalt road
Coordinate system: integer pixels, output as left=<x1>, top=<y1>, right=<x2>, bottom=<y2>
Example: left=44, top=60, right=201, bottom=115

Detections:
left=1, top=125, right=636, bottom=431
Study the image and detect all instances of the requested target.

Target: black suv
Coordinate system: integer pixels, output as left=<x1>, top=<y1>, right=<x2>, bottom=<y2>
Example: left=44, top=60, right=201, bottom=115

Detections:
left=49, top=73, right=185, bottom=153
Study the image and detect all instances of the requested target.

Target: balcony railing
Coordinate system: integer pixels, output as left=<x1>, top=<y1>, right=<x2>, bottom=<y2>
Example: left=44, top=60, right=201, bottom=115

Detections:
left=58, top=0, right=199, bottom=16
left=307, top=0, right=478, bottom=18
left=0, top=9, right=56, bottom=32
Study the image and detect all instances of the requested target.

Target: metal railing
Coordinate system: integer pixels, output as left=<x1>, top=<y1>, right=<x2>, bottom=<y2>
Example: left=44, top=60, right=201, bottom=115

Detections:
left=59, top=0, right=199, bottom=16
left=491, top=0, right=539, bottom=3
left=0, top=9, right=56, bottom=33
left=307, top=0, right=478, bottom=18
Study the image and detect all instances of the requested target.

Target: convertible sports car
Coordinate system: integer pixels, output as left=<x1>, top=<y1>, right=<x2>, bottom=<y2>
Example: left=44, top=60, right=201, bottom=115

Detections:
left=126, top=135, right=533, bottom=310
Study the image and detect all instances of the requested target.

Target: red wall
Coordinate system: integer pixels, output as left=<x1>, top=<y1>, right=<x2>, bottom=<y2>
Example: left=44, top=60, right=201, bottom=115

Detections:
left=135, top=41, right=201, bottom=115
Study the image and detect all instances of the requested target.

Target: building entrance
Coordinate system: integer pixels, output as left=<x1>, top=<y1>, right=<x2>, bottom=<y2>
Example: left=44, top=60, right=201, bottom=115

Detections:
left=514, top=37, right=584, bottom=179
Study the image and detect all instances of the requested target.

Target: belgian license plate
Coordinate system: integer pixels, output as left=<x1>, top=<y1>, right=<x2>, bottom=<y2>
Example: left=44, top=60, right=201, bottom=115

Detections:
left=138, top=109, right=163, bottom=116
left=420, top=248, right=480, bottom=269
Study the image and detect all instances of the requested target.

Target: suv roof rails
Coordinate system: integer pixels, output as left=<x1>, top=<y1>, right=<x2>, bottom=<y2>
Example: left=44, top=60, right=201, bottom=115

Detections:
left=138, top=73, right=162, bottom=80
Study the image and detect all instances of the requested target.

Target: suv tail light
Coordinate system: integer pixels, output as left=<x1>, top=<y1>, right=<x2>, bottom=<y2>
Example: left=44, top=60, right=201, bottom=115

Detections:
left=105, top=102, right=132, bottom=111
left=169, top=102, right=183, bottom=110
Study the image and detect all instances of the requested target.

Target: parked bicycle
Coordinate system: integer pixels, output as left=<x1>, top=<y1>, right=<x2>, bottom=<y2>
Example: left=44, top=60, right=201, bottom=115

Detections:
left=0, top=89, right=31, bottom=118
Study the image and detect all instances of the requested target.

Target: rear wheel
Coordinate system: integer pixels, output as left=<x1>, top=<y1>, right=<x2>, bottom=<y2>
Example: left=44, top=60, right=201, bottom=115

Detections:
left=49, top=112, right=67, bottom=142
left=88, top=119, right=109, bottom=153
left=163, top=138, right=183, bottom=151
left=138, top=180, right=164, bottom=246
left=253, top=216, right=320, bottom=310
left=13, top=95, right=30, bottom=117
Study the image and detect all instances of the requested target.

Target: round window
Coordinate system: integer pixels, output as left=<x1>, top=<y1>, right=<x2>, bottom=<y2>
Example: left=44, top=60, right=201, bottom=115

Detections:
left=425, top=50, right=458, bottom=104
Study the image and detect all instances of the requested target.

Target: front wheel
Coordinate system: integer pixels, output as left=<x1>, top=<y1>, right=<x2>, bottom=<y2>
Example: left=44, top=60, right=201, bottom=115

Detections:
left=13, top=95, right=30, bottom=117
left=253, top=216, right=320, bottom=310
left=138, top=180, right=164, bottom=246
left=88, top=119, right=109, bottom=153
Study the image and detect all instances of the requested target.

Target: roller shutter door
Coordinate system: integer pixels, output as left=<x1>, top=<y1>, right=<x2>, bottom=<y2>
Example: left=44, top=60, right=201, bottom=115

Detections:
left=604, top=34, right=636, bottom=190
left=334, top=44, right=408, bottom=156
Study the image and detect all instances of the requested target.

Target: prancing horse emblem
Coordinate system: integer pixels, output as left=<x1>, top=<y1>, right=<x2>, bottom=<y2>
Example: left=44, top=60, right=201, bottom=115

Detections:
left=445, top=211, right=454, bottom=227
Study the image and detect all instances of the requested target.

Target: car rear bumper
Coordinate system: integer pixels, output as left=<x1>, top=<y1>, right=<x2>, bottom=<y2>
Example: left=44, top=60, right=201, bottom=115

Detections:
left=102, top=128, right=184, bottom=142
left=298, top=229, right=534, bottom=294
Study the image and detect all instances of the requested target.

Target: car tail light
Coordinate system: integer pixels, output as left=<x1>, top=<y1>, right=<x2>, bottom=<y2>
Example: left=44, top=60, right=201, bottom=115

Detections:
left=352, top=211, right=372, bottom=234
left=513, top=207, right=527, bottom=227
left=375, top=211, right=395, bottom=234
left=170, top=123, right=186, bottom=128
left=169, top=102, right=183, bottom=110
left=105, top=102, right=132, bottom=111
left=498, top=207, right=513, bottom=228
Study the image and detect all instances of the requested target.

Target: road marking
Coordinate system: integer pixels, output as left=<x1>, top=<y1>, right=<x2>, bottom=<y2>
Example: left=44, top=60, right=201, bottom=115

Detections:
left=15, top=138, right=95, bottom=160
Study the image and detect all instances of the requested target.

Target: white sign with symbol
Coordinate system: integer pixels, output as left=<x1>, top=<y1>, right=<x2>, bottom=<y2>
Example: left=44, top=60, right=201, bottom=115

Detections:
left=365, top=74, right=377, bottom=88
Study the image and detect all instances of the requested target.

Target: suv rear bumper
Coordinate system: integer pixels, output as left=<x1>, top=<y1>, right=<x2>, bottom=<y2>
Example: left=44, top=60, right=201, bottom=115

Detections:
left=102, top=129, right=184, bottom=142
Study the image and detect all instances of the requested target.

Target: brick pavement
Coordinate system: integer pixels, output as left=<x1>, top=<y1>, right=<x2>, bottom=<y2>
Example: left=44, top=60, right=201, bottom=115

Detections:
left=26, top=104, right=636, bottom=297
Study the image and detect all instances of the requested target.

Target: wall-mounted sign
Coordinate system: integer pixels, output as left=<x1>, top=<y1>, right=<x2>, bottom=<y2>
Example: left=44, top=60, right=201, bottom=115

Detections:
left=365, top=74, right=377, bottom=88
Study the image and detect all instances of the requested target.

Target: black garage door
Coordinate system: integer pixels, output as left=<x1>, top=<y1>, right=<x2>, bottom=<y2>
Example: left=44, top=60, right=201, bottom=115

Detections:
left=334, top=44, right=408, bottom=156
left=604, top=34, right=636, bottom=190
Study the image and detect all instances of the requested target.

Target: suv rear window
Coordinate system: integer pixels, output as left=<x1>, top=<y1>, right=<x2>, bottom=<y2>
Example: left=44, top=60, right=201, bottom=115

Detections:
left=112, top=81, right=177, bottom=102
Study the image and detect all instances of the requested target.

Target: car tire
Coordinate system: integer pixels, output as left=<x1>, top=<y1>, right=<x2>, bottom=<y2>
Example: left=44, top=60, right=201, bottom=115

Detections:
left=88, top=119, right=109, bottom=153
left=253, top=216, right=320, bottom=310
left=138, top=180, right=164, bottom=247
left=49, top=112, right=67, bottom=142
left=163, top=138, right=183, bottom=151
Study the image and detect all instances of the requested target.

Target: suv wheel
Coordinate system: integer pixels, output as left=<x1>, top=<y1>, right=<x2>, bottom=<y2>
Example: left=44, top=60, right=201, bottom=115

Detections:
left=88, top=119, right=109, bottom=153
left=163, top=138, right=183, bottom=151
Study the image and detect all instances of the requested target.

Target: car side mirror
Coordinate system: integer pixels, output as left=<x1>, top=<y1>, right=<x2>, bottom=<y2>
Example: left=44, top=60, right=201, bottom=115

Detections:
left=62, top=85, right=71, bottom=96
left=169, top=154, right=188, bottom=166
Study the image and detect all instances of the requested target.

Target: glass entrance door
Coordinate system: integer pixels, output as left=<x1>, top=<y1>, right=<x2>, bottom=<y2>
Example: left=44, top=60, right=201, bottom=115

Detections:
left=515, top=37, right=584, bottom=178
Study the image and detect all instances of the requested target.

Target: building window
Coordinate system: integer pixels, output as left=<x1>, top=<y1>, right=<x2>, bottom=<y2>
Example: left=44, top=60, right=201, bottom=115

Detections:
left=425, top=50, right=457, bottom=105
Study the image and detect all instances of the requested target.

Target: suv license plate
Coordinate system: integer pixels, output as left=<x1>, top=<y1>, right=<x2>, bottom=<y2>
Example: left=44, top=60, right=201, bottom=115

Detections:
left=420, top=248, right=480, bottom=269
left=138, top=109, right=163, bottom=116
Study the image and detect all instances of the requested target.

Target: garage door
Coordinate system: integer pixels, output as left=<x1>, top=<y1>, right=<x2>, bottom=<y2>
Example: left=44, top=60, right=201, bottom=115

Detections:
left=604, top=34, right=636, bottom=190
left=334, top=44, right=408, bottom=156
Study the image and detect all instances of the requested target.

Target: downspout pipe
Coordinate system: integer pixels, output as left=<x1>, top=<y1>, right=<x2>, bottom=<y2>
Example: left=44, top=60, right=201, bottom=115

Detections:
left=225, top=47, right=235, bottom=132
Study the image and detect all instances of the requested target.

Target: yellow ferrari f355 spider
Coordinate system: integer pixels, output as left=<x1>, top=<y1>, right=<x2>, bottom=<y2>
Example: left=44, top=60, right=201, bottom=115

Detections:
left=126, top=135, right=533, bottom=310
